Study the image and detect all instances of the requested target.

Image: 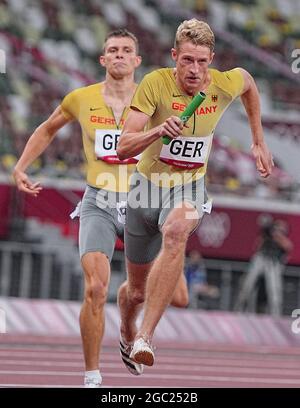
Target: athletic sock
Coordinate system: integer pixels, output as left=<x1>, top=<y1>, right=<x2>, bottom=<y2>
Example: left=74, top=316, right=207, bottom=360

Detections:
left=84, top=370, right=102, bottom=384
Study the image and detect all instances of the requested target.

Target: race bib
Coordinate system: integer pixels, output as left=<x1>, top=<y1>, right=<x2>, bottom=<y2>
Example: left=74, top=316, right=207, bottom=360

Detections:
left=159, top=134, right=213, bottom=169
left=95, top=129, right=141, bottom=164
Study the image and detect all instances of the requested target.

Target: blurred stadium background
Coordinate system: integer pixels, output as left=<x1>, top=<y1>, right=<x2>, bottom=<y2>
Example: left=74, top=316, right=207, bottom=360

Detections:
left=0, top=0, right=300, bottom=388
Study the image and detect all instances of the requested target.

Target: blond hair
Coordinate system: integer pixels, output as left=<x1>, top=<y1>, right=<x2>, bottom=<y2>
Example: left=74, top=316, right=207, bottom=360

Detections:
left=174, top=19, right=215, bottom=52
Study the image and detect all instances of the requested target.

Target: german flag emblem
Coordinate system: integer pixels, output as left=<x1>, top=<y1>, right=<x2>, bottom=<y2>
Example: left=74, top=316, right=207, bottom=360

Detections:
left=211, top=94, right=218, bottom=102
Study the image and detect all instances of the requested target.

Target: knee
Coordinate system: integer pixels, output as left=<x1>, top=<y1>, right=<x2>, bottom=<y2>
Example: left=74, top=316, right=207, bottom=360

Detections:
left=128, top=288, right=145, bottom=306
left=171, top=278, right=189, bottom=308
left=118, top=281, right=127, bottom=297
left=83, top=263, right=108, bottom=308
left=81, top=253, right=109, bottom=308
left=171, top=291, right=189, bottom=308
left=162, top=220, right=189, bottom=251
left=85, top=280, right=108, bottom=308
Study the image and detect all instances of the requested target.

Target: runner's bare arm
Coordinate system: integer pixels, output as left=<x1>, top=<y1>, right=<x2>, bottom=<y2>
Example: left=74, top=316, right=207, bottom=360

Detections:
left=117, top=108, right=183, bottom=160
left=238, top=68, right=274, bottom=178
left=13, top=106, right=72, bottom=196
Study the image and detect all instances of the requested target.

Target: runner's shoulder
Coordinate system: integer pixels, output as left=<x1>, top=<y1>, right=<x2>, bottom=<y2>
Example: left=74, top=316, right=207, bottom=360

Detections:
left=142, top=68, right=173, bottom=84
left=65, top=83, right=101, bottom=100
left=209, top=68, right=243, bottom=97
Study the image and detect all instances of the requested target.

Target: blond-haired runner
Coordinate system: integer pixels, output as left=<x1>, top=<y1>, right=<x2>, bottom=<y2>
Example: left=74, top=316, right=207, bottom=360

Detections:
left=13, top=28, right=188, bottom=386
left=116, top=19, right=274, bottom=368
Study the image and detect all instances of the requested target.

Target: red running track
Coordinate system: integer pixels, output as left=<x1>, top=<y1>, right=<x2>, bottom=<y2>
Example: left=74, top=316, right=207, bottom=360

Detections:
left=1, top=334, right=300, bottom=388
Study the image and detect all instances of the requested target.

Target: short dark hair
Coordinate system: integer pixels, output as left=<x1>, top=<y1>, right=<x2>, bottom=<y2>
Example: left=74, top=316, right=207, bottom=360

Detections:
left=103, top=29, right=139, bottom=54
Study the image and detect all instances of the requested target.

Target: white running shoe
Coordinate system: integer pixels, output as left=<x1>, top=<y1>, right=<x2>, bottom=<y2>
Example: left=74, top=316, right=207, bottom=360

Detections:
left=130, top=338, right=155, bottom=366
left=84, top=376, right=102, bottom=388
left=119, top=338, right=144, bottom=376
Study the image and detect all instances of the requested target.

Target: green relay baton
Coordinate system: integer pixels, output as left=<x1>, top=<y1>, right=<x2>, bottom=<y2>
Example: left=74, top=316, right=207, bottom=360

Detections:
left=162, top=91, right=206, bottom=145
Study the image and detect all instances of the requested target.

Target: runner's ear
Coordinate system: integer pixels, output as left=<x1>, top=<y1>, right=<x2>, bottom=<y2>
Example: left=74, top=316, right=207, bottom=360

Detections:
left=99, top=55, right=106, bottom=67
left=135, top=55, right=142, bottom=68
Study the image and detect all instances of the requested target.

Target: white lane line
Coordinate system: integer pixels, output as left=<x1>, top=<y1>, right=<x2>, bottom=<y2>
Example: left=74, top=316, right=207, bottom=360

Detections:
left=1, top=370, right=300, bottom=385
left=0, top=384, right=175, bottom=388
left=2, top=341, right=300, bottom=354
left=0, top=384, right=82, bottom=388
left=1, top=346, right=300, bottom=363
left=1, top=351, right=300, bottom=369
left=1, top=359, right=300, bottom=377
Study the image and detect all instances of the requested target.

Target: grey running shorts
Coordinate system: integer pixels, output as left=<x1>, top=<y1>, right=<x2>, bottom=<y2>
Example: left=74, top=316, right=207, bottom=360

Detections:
left=125, top=171, right=210, bottom=265
left=79, top=185, right=127, bottom=261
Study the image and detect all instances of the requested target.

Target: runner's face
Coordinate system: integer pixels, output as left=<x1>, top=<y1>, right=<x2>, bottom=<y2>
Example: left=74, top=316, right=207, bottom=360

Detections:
left=172, top=42, right=214, bottom=95
left=100, top=37, right=140, bottom=79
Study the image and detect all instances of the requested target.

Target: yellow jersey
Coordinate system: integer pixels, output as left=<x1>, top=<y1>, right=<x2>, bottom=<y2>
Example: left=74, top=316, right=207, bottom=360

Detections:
left=60, top=83, right=137, bottom=192
left=131, top=67, right=244, bottom=187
